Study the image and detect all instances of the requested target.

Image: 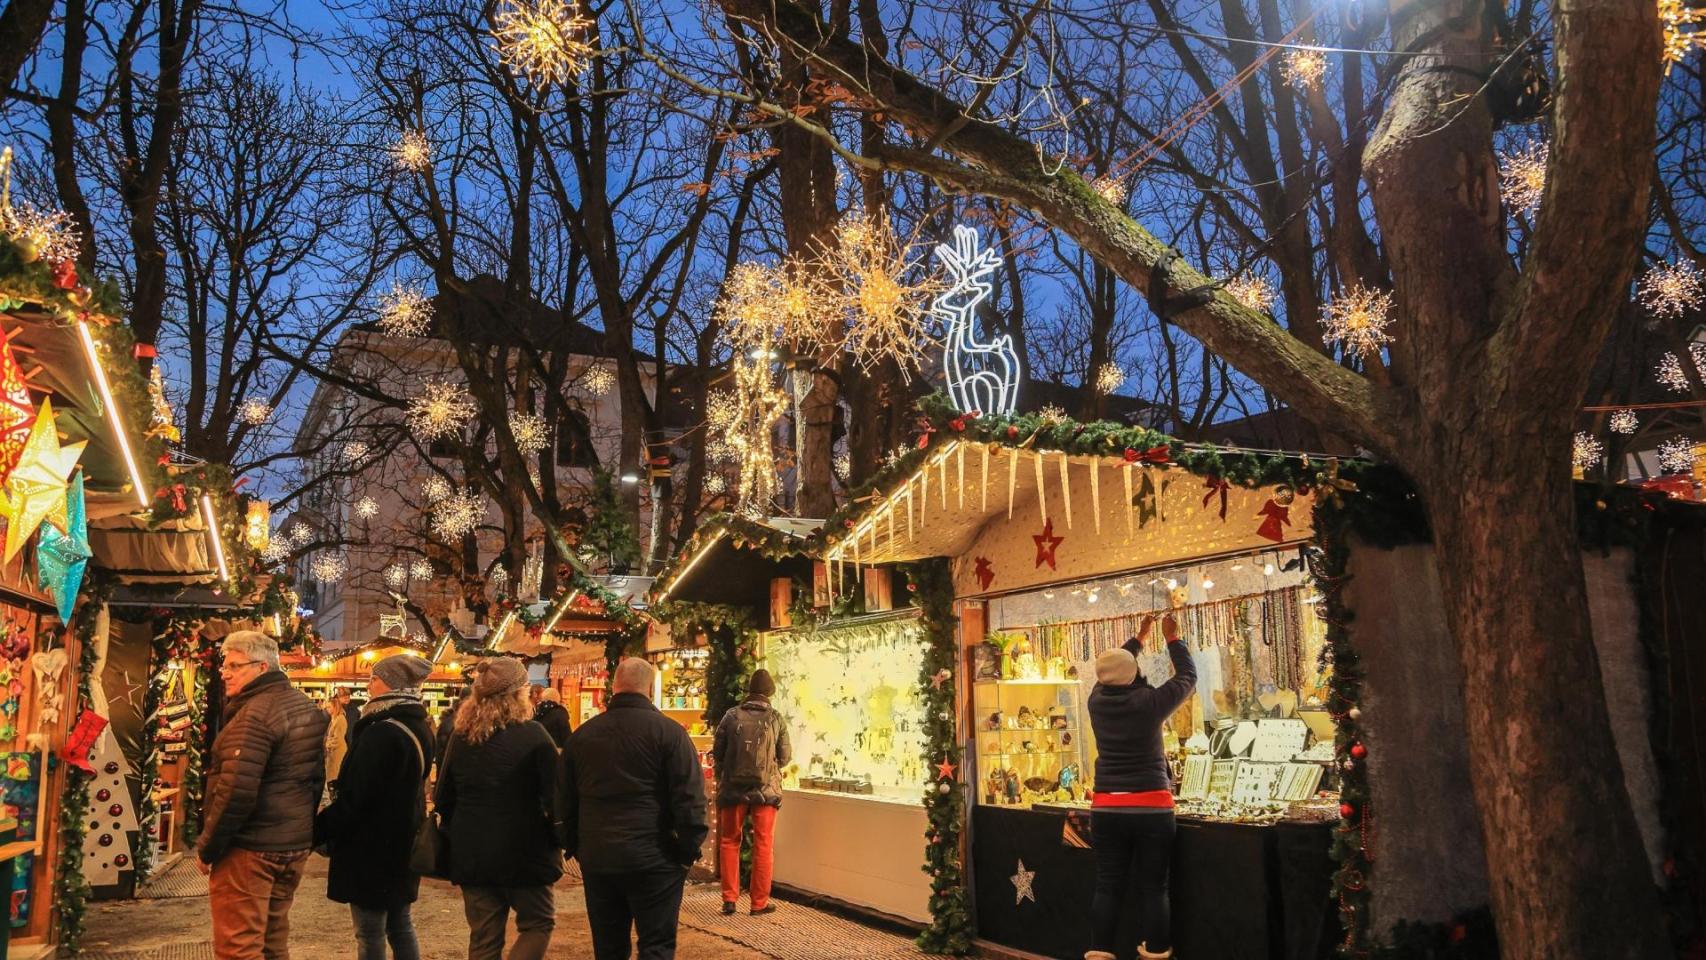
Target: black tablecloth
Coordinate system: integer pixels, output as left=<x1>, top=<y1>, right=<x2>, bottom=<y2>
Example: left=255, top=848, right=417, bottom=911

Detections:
left=971, top=806, right=1337, bottom=960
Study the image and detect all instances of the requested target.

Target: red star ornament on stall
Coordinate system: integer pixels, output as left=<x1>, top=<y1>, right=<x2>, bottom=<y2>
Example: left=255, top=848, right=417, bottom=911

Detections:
left=3, top=399, right=87, bottom=564
left=973, top=556, right=995, bottom=591
left=0, top=329, right=37, bottom=480
left=1032, top=518, right=1064, bottom=570
left=936, top=759, right=957, bottom=780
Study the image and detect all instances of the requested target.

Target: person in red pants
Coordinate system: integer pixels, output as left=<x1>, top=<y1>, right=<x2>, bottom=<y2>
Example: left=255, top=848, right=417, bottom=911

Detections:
left=711, top=670, right=792, bottom=915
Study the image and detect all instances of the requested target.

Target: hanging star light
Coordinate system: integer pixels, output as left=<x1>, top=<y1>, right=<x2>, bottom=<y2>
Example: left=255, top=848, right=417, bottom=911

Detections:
left=0, top=148, right=81, bottom=265
left=1572, top=432, right=1604, bottom=469
left=421, top=475, right=453, bottom=503
left=1499, top=143, right=1549, bottom=215
left=238, top=398, right=273, bottom=426
left=409, top=558, right=433, bottom=580
left=354, top=496, right=379, bottom=519
left=1657, top=352, right=1691, bottom=393
left=147, top=365, right=180, bottom=443
left=384, top=563, right=408, bottom=589
left=0, top=329, right=37, bottom=478
left=432, top=490, right=485, bottom=539
left=1094, top=361, right=1126, bottom=394
left=261, top=540, right=290, bottom=565
left=1658, top=436, right=1697, bottom=474
left=717, top=260, right=824, bottom=357
left=392, top=130, right=432, bottom=174
left=1282, top=49, right=1328, bottom=89
left=2, top=399, right=86, bottom=564
left=309, top=553, right=348, bottom=583
left=812, top=214, right=941, bottom=380
left=834, top=453, right=851, bottom=481
left=704, top=473, right=727, bottom=495
left=1638, top=260, right=1704, bottom=320
left=406, top=380, right=477, bottom=441
left=509, top=411, right=550, bottom=454
left=493, top=0, right=595, bottom=86
left=1091, top=175, right=1128, bottom=205
left=1224, top=275, right=1277, bottom=314
left=36, top=471, right=89, bottom=622
left=342, top=441, right=370, bottom=464
left=378, top=282, right=435, bottom=337
left=1661, top=0, right=1706, bottom=73
left=580, top=363, right=615, bottom=396
left=1610, top=409, right=1639, bottom=434
left=1322, top=284, right=1396, bottom=359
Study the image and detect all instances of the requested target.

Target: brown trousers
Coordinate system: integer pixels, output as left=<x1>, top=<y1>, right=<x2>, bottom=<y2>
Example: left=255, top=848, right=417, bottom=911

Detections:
left=208, top=848, right=309, bottom=960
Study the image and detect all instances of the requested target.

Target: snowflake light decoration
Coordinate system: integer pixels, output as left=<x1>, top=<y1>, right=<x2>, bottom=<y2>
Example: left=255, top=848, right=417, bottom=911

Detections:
left=1661, top=0, right=1706, bottom=74
left=1282, top=49, right=1327, bottom=89
left=1499, top=143, right=1549, bottom=215
left=704, top=473, right=726, bottom=495
left=1224, top=275, right=1277, bottom=314
left=377, top=282, right=435, bottom=337
left=1094, top=361, right=1126, bottom=394
left=384, top=563, right=408, bottom=589
left=1322, top=284, right=1396, bottom=359
left=1657, top=352, right=1691, bottom=393
left=1638, top=260, right=1704, bottom=320
left=0, top=149, right=81, bottom=264
left=342, top=441, right=370, bottom=464
left=432, top=490, right=484, bottom=540
left=1572, top=432, right=1604, bottom=470
left=287, top=524, right=313, bottom=547
left=392, top=130, right=432, bottom=174
left=705, top=389, right=739, bottom=432
left=1091, top=176, right=1128, bottom=205
left=813, top=214, right=940, bottom=379
left=354, top=496, right=379, bottom=519
left=261, top=541, right=290, bottom=565
left=407, top=380, right=477, bottom=440
left=493, top=0, right=595, bottom=86
left=1610, top=409, right=1639, bottom=434
left=421, top=475, right=453, bottom=503
left=409, top=558, right=433, bottom=580
left=509, top=411, right=550, bottom=454
left=581, top=363, right=615, bottom=397
left=834, top=453, right=851, bottom=481
left=310, top=554, right=348, bottom=583
left=1658, top=436, right=1697, bottom=474
left=239, top=398, right=273, bottom=426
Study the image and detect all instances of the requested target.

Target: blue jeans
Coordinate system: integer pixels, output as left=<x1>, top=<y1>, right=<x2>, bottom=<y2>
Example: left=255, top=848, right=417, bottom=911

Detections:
left=351, top=903, right=419, bottom=960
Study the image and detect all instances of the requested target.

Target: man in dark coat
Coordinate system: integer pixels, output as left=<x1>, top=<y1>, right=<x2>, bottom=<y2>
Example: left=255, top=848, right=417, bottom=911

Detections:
left=560, top=657, right=708, bottom=960
left=534, top=687, right=572, bottom=751
left=198, top=631, right=327, bottom=960
left=316, top=653, right=436, bottom=960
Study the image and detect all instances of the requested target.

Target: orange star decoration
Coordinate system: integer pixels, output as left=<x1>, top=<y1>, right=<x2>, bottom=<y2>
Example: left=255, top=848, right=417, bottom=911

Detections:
left=936, top=759, right=957, bottom=780
left=0, top=329, right=37, bottom=479
left=3, top=399, right=87, bottom=564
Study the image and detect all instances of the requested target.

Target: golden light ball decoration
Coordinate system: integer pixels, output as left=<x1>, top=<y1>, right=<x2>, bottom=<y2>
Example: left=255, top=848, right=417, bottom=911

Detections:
left=1638, top=260, right=1704, bottom=320
left=1571, top=432, right=1604, bottom=470
left=287, top=523, right=314, bottom=547
left=1094, top=361, right=1126, bottom=394
left=310, top=553, right=348, bottom=583
left=492, top=0, right=595, bottom=86
left=384, top=563, right=408, bottom=589
left=1498, top=142, right=1549, bottom=215
left=1224, top=275, right=1277, bottom=314
left=239, top=398, right=274, bottom=426
left=1322, top=284, right=1396, bottom=359
left=0, top=148, right=81, bottom=264
left=704, top=473, right=727, bottom=495
left=1610, top=409, right=1639, bottom=434
left=421, top=475, right=453, bottom=503
left=1661, top=0, right=1706, bottom=74
left=377, top=282, right=435, bottom=337
left=580, top=363, right=615, bottom=397
left=508, top=411, right=551, bottom=454
left=261, top=540, right=290, bottom=565
left=406, top=380, right=478, bottom=441
left=392, top=130, right=432, bottom=174
left=354, top=496, right=379, bottom=519
left=1091, top=175, right=1128, bottom=206
left=1656, top=351, right=1691, bottom=393
left=1282, top=49, right=1328, bottom=90
left=431, top=489, right=485, bottom=539
left=342, top=440, right=370, bottom=464
left=409, top=558, right=433, bottom=580
left=834, top=452, right=851, bottom=481
left=814, top=214, right=941, bottom=380
left=1658, top=436, right=1697, bottom=474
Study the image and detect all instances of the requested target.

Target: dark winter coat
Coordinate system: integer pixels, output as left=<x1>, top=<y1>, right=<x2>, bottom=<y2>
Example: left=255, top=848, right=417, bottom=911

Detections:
left=1087, top=638, right=1197, bottom=794
left=534, top=699, right=572, bottom=751
left=343, top=700, right=362, bottom=750
left=433, top=719, right=562, bottom=888
left=711, top=698, right=791, bottom=806
left=434, top=698, right=461, bottom=767
left=557, top=692, right=708, bottom=873
left=198, top=670, right=328, bottom=863
left=315, top=696, right=435, bottom=908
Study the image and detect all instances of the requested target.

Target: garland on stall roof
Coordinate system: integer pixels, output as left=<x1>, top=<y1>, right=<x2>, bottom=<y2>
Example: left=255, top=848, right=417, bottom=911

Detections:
left=908, top=558, right=973, bottom=956
left=649, top=512, right=811, bottom=604
left=55, top=587, right=109, bottom=954
left=650, top=601, right=757, bottom=727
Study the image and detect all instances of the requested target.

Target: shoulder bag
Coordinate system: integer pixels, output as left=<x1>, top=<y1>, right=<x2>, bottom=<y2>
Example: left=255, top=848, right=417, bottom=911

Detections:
left=387, top=718, right=451, bottom=879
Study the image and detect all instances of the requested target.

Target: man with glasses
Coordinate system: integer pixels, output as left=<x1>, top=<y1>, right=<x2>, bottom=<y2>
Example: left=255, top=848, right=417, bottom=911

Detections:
left=197, top=631, right=327, bottom=959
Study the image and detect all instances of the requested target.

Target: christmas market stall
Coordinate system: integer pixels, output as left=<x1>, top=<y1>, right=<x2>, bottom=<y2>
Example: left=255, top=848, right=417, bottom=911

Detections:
left=484, top=573, right=652, bottom=729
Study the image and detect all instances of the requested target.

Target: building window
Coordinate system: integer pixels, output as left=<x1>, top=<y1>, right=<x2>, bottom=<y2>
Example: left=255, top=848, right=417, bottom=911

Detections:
left=556, top=412, right=598, bottom=468
left=429, top=435, right=459, bottom=459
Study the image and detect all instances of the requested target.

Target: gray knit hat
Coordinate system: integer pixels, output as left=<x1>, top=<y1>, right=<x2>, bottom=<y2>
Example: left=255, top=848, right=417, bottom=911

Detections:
left=473, top=657, right=529, bottom=697
left=372, top=653, right=433, bottom=692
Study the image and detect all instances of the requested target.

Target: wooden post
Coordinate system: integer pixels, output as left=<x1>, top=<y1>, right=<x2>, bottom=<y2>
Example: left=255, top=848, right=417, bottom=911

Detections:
left=769, top=579, right=792, bottom=630
left=863, top=568, right=892, bottom=612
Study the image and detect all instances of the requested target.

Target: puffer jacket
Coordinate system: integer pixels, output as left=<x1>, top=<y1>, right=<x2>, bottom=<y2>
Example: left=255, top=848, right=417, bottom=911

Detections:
left=712, top=698, right=791, bottom=806
left=198, top=670, right=328, bottom=863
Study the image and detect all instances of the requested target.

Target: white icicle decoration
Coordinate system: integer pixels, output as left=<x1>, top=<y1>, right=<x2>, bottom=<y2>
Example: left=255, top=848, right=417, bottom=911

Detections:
left=957, top=444, right=965, bottom=511
left=1034, top=450, right=1047, bottom=526
left=939, top=455, right=948, bottom=511
left=981, top=444, right=990, bottom=514
left=1091, top=460, right=1101, bottom=533
left=1059, top=453, right=1073, bottom=529
left=1123, top=463, right=1135, bottom=539
left=1008, top=448, right=1019, bottom=518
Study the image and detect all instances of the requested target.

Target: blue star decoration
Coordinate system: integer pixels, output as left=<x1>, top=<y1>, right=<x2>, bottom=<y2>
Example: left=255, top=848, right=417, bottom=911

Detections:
left=37, top=470, right=90, bottom=622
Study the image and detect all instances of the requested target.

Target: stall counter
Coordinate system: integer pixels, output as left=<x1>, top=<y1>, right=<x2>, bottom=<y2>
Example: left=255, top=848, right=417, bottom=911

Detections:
left=771, top=788, right=931, bottom=924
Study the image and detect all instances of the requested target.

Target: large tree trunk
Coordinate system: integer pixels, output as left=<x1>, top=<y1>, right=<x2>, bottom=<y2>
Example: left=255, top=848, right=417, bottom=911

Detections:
left=0, top=0, right=54, bottom=96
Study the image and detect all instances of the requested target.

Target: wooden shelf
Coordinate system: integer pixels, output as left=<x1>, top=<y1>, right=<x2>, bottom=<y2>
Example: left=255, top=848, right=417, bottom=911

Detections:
left=0, top=840, right=36, bottom=862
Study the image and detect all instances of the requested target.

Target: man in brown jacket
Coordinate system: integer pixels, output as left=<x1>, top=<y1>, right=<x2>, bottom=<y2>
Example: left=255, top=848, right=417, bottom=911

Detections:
left=197, top=631, right=327, bottom=959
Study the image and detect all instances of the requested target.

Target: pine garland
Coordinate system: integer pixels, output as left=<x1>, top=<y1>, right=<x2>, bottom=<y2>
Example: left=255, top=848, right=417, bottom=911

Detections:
left=55, top=591, right=107, bottom=953
left=649, top=601, right=757, bottom=727
left=909, top=559, right=973, bottom=955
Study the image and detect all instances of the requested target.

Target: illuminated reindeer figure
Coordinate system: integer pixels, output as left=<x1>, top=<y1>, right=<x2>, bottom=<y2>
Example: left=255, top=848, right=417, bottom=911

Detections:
left=934, top=225, right=1021, bottom=416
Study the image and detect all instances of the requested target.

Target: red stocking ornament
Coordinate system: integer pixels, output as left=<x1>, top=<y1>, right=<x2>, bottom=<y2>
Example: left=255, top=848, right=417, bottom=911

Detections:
left=63, top=709, right=107, bottom=773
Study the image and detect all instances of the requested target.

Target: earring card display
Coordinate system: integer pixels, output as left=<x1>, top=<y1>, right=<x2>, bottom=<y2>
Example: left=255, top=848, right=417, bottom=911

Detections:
left=1229, top=760, right=1285, bottom=806
left=1249, top=718, right=1309, bottom=763
left=1179, top=755, right=1212, bottom=800
left=1275, top=762, right=1324, bottom=802
left=1206, top=759, right=1238, bottom=801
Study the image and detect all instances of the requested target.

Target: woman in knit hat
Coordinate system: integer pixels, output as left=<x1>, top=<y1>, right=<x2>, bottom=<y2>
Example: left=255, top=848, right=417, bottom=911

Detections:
left=434, top=656, right=562, bottom=960
left=315, top=653, right=436, bottom=959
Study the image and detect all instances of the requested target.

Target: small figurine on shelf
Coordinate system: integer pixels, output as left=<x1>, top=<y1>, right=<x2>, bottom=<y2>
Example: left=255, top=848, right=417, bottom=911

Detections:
left=1017, top=705, right=1036, bottom=729
left=983, top=710, right=1003, bottom=731
left=1004, top=769, right=1022, bottom=804
left=986, top=767, right=1005, bottom=805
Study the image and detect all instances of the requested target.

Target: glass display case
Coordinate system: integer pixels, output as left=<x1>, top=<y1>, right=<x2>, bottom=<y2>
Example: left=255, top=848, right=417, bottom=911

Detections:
left=649, top=648, right=712, bottom=765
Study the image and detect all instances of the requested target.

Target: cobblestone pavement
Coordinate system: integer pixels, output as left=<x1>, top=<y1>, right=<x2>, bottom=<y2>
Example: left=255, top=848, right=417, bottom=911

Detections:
left=81, top=856, right=932, bottom=960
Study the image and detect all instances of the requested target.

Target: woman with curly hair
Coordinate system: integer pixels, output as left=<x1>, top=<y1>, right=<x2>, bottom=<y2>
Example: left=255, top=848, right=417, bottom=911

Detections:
left=434, top=658, right=562, bottom=960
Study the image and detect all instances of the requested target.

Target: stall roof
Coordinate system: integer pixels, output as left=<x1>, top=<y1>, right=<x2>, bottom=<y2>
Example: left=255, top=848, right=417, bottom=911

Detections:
left=651, top=514, right=818, bottom=613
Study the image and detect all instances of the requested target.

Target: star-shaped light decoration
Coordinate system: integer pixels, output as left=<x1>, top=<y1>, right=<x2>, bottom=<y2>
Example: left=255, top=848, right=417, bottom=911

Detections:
left=1609, top=409, right=1639, bottom=435
left=1011, top=859, right=1037, bottom=905
left=3, top=399, right=86, bottom=564
left=0, top=328, right=38, bottom=479
left=1033, top=518, right=1064, bottom=570
left=37, top=470, right=90, bottom=621
left=936, top=758, right=957, bottom=780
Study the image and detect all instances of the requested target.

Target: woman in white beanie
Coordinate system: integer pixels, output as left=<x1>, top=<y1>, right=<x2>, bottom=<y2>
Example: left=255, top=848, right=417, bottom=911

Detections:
left=1084, top=615, right=1196, bottom=960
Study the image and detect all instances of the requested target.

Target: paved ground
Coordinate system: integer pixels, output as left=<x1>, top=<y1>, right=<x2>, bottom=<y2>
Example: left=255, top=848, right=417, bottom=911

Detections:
left=81, top=856, right=933, bottom=960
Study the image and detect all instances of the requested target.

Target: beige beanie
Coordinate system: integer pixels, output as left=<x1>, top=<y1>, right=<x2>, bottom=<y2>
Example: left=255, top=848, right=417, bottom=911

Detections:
left=1095, top=648, right=1138, bottom=686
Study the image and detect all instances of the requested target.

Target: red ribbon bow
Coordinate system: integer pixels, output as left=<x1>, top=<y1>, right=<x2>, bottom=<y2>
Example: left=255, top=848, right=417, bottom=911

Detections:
left=1124, top=445, right=1171, bottom=464
left=52, top=260, right=78, bottom=291
left=1202, top=476, right=1230, bottom=519
left=158, top=483, right=188, bottom=513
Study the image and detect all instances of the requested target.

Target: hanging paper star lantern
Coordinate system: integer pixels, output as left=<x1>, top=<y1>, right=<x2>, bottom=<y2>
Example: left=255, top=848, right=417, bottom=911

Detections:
left=37, top=471, right=90, bottom=621
left=0, top=329, right=36, bottom=480
left=4, top=399, right=87, bottom=564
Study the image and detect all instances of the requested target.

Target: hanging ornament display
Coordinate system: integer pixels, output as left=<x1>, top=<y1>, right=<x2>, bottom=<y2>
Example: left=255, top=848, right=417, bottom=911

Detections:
left=354, top=496, right=379, bottom=519
left=492, top=0, right=595, bottom=86
left=1658, top=436, right=1696, bottom=474
left=406, top=380, right=477, bottom=441
left=309, top=554, right=348, bottom=583
left=237, top=398, right=273, bottom=426
left=580, top=363, right=615, bottom=397
left=377, top=282, right=435, bottom=337
left=0, top=148, right=82, bottom=264
left=3, top=400, right=86, bottom=563
left=934, top=225, right=1020, bottom=416
left=1498, top=142, right=1549, bottom=215
left=1223, top=275, right=1277, bottom=314
left=1032, top=518, right=1064, bottom=570
left=391, top=129, right=432, bottom=174
left=1282, top=48, right=1328, bottom=89
left=1571, top=433, right=1604, bottom=470
left=1321, top=285, right=1395, bottom=359
left=1656, top=352, right=1691, bottom=393
left=37, top=471, right=89, bottom=621
left=432, top=490, right=485, bottom=540
left=1638, top=260, right=1704, bottom=319
left=508, top=411, right=550, bottom=454
left=1609, top=409, right=1639, bottom=435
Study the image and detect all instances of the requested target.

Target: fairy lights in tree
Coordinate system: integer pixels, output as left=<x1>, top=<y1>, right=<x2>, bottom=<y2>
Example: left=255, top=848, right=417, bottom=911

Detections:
left=406, top=380, right=477, bottom=440
left=1091, top=175, right=1128, bottom=205
left=1094, top=361, right=1126, bottom=394
left=342, top=441, right=370, bottom=464
left=1224, top=275, right=1277, bottom=314
left=409, top=558, right=433, bottom=580
left=354, top=496, right=379, bottom=519
left=377, top=283, right=435, bottom=337
left=1657, top=352, right=1691, bottom=393
left=421, top=475, right=453, bottom=503
left=509, top=411, right=550, bottom=454
left=0, top=148, right=80, bottom=264
left=392, top=130, right=432, bottom=174
left=239, top=398, right=273, bottom=426
left=1499, top=143, right=1549, bottom=215
left=814, top=214, right=940, bottom=379
left=1571, top=432, right=1604, bottom=469
left=384, top=563, right=408, bottom=589
left=1282, top=49, right=1327, bottom=89
left=493, top=0, right=595, bottom=86
left=704, top=473, right=727, bottom=495
left=1610, top=409, right=1639, bottom=434
left=580, top=363, right=614, bottom=396
left=706, top=439, right=738, bottom=464
left=1638, top=260, right=1704, bottom=319
left=704, top=389, right=739, bottom=432
left=310, top=554, right=348, bottom=583
left=728, top=348, right=788, bottom=516
left=1661, top=0, right=1706, bottom=73
left=1658, top=436, right=1697, bottom=474
left=1322, top=285, right=1396, bottom=358
left=261, top=541, right=290, bottom=565
left=432, top=490, right=485, bottom=539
